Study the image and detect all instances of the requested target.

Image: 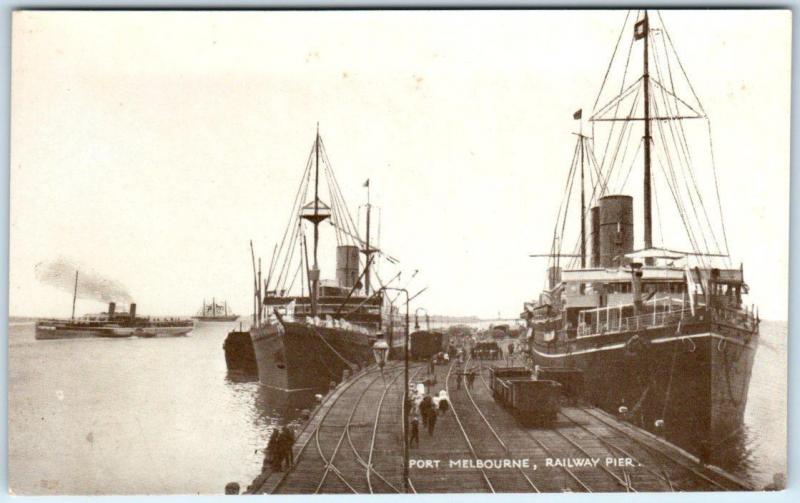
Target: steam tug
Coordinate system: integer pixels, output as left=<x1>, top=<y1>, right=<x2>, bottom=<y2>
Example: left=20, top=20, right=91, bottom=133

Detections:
left=522, top=11, right=759, bottom=463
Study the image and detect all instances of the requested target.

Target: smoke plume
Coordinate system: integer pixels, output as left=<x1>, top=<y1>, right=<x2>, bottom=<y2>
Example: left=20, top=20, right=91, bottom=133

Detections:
left=34, top=257, right=134, bottom=303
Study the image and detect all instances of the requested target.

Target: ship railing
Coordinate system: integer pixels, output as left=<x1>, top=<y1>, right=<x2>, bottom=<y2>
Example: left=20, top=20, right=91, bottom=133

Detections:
left=711, top=305, right=758, bottom=331
left=576, top=307, right=700, bottom=338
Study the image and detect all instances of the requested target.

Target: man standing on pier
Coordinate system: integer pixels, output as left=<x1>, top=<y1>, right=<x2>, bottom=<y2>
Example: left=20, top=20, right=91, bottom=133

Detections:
left=276, top=426, right=295, bottom=471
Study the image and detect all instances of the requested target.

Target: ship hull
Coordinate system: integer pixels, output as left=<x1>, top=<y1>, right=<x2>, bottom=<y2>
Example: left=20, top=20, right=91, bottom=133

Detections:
left=35, top=326, right=103, bottom=340
left=223, top=330, right=258, bottom=375
left=528, top=322, right=758, bottom=464
left=251, top=321, right=402, bottom=394
left=194, top=316, right=239, bottom=322
left=35, top=322, right=194, bottom=340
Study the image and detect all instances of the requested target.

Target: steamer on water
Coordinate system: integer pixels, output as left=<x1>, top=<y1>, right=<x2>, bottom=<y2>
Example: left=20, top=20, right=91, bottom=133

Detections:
left=36, top=271, right=194, bottom=339
left=194, top=298, right=238, bottom=321
left=521, top=10, right=759, bottom=464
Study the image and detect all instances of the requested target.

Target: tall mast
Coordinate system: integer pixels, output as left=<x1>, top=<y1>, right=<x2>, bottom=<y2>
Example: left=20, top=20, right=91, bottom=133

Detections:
left=642, top=10, right=653, bottom=259
left=71, top=271, right=78, bottom=320
left=311, top=124, right=321, bottom=316
left=250, top=240, right=258, bottom=328
left=364, top=181, right=371, bottom=295
left=299, top=123, right=332, bottom=316
left=579, top=133, right=586, bottom=269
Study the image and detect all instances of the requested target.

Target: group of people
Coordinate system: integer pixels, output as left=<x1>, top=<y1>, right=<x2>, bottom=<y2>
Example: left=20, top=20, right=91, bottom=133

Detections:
left=265, top=425, right=296, bottom=472
left=408, top=386, right=450, bottom=447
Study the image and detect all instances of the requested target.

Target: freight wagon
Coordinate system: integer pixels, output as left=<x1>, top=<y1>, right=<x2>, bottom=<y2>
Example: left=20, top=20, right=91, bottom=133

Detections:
left=535, top=367, right=584, bottom=403
left=410, top=330, right=449, bottom=360
left=489, top=366, right=561, bottom=425
left=472, top=341, right=502, bottom=360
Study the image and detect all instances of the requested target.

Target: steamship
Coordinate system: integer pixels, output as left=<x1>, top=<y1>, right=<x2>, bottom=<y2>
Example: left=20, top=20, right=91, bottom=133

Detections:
left=250, top=126, right=405, bottom=395
left=36, top=301, right=195, bottom=339
left=194, top=298, right=238, bottom=322
left=521, top=11, right=759, bottom=463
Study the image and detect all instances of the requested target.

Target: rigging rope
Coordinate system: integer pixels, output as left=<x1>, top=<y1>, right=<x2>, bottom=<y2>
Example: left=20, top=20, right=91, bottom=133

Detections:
left=651, top=39, right=722, bottom=257
left=597, top=11, right=640, bottom=172
left=273, top=145, right=315, bottom=292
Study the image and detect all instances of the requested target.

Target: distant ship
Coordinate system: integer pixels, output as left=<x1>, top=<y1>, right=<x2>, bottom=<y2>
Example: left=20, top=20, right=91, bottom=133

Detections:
left=520, top=11, right=759, bottom=464
left=35, top=271, right=194, bottom=339
left=250, top=126, right=407, bottom=396
left=194, top=298, right=238, bottom=322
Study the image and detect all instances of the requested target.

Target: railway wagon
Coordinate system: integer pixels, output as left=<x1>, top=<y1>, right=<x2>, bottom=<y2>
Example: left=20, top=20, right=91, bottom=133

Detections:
left=410, top=330, right=449, bottom=360
left=490, top=367, right=562, bottom=425
left=489, top=366, right=532, bottom=393
left=535, top=367, right=584, bottom=402
left=472, top=341, right=502, bottom=360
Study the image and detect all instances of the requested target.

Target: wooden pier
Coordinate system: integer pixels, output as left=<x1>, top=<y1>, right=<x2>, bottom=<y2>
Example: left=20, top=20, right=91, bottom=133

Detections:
left=247, top=357, right=752, bottom=494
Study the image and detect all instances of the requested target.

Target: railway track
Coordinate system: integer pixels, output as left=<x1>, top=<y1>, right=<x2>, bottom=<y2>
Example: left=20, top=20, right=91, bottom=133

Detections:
left=574, top=406, right=745, bottom=490
left=472, top=360, right=744, bottom=492
left=452, top=357, right=540, bottom=493
left=467, top=359, right=593, bottom=492
left=442, top=360, right=496, bottom=492
left=350, top=365, right=425, bottom=493
left=471, top=361, right=634, bottom=492
left=270, top=363, right=405, bottom=494
left=255, top=354, right=746, bottom=494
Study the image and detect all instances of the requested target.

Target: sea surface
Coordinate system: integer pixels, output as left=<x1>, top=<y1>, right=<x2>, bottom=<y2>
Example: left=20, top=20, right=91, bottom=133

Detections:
left=7, top=319, right=787, bottom=494
left=8, top=321, right=278, bottom=495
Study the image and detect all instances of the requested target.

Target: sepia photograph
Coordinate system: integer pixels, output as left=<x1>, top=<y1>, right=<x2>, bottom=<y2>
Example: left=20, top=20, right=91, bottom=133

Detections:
left=7, top=8, right=790, bottom=495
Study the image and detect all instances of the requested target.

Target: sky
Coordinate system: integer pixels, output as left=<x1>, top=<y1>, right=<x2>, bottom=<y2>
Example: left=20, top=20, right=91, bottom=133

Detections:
left=9, top=10, right=791, bottom=320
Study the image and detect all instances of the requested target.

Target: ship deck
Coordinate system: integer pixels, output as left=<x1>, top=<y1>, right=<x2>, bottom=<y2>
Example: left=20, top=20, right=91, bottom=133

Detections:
left=246, top=357, right=751, bottom=493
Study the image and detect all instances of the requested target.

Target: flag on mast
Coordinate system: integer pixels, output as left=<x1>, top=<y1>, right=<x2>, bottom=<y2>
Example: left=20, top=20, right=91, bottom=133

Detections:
left=573, top=109, right=582, bottom=120
left=634, top=18, right=648, bottom=40
left=363, top=179, right=370, bottom=188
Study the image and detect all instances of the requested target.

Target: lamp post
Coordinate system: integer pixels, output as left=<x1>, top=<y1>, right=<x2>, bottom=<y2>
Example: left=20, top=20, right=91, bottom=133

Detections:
left=380, top=286, right=410, bottom=493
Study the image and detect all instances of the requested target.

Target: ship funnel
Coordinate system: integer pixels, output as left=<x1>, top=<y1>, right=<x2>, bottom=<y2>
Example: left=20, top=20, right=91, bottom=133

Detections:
left=108, top=302, right=116, bottom=318
left=590, top=206, right=600, bottom=267
left=336, top=245, right=360, bottom=290
left=599, top=195, right=634, bottom=268
left=129, top=303, right=137, bottom=320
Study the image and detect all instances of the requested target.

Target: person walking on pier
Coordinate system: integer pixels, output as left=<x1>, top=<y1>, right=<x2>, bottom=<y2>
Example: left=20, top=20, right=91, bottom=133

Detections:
left=409, top=408, right=420, bottom=448
left=437, top=390, right=450, bottom=415
left=428, top=357, right=435, bottom=375
left=419, top=393, right=433, bottom=430
left=466, top=371, right=476, bottom=390
left=426, top=404, right=438, bottom=436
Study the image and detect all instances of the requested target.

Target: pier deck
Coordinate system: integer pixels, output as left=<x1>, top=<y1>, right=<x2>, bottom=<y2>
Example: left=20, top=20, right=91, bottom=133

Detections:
left=247, top=357, right=751, bottom=494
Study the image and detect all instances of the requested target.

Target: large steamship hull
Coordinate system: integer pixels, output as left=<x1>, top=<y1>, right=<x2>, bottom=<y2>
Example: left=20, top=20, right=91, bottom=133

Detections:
left=251, top=321, right=400, bottom=394
left=529, top=320, right=758, bottom=463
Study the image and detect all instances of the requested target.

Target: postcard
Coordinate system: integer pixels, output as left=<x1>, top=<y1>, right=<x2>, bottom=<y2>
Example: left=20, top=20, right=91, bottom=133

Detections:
left=8, top=9, right=789, bottom=494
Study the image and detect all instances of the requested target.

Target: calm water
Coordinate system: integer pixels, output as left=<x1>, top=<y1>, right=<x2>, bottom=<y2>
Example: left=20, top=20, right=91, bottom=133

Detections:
left=7, top=319, right=787, bottom=494
left=8, top=321, right=281, bottom=495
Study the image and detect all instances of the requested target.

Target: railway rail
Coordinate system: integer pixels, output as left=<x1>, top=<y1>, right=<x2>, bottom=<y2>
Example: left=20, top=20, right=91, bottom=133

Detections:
left=249, top=355, right=749, bottom=494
